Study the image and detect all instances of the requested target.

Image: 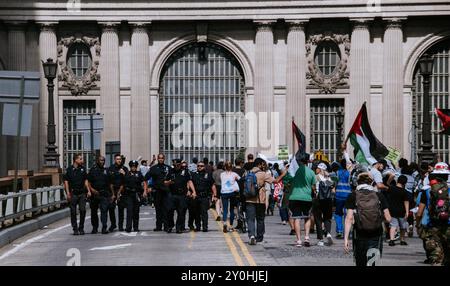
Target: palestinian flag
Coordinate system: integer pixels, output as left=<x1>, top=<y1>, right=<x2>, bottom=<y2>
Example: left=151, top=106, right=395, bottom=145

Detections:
left=346, top=103, right=389, bottom=165
left=436, top=108, right=450, bottom=136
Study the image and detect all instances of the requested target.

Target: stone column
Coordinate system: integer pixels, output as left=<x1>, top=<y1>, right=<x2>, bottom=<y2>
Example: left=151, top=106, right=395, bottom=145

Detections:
left=26, top=23, right=40, bottom=172
left=38, top=22, right=58, bottom=170
left=348, top=19, right=372, bottom=133
left=0, top=25, right=7, bottom=176
left=286, top=20, right=307, bottom=153
left=254, top=20, right=275, bottom=153
left=130, top=22, right=151, bottom=161
left=382, top=18, right=404, bottom=151
left=6, top=21, right=27, bottom=172
left=99, top=22, right=121, bottom=155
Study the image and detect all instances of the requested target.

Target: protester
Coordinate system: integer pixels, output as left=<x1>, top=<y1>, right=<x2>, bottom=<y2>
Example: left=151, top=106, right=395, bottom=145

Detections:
left=344, top=172, right=391, bottom=266
left=313, top=163, right=335, bottom=246
left=384, top=175, right=409, bottom=246
left=212, top=161, right=224, bottom=221
left=220, top=161, right=241, bottom=232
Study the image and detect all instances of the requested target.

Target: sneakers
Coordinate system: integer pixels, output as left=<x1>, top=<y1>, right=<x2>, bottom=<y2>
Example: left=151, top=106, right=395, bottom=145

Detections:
left=393, top=233, right=400, bottom=241
left=326, top=234, right=333, bottom=246
left=400, top=241, right=408, bottom=246
left=249, top=236, right=256, bottom=245
left=317, top=240, right=325, bottom=246
left=389, top=240, right=395, bottom=246
left=216, top=216, right=221, bottom=221
left=289, top=229, right=296, bottom=235
left=223, top=225, right=228, bottom=233
left=408, top=225, right=414, bottom=237
left=282, top=221, right=287, bottom=225
left=295, top=240, right=302, bottom=247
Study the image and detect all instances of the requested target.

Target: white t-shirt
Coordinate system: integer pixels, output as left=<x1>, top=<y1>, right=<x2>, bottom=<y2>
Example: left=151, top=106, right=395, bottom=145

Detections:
left=370, top=168, right=383, bottom=192
left=220, top=171, right=241, bottom=194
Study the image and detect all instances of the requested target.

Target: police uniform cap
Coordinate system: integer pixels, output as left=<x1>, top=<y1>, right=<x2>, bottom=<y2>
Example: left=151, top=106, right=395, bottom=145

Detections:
left=129, top=160, right=139, bottom=167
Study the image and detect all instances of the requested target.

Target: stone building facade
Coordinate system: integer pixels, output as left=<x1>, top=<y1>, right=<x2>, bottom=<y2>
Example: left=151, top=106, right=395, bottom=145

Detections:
left=1, top=0, right=450, bottom=174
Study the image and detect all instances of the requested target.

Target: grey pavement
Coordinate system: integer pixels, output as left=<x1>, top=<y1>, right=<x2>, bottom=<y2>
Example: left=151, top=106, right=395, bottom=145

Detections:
left=0, top=205, right=428, bottom=266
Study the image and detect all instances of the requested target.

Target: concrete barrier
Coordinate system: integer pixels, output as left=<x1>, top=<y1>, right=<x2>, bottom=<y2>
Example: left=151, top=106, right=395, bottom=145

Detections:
left=36, top=190, right=41, bottom=207
left=5, top=193, right=14, bottom=216
left=41, top=188, right=48, bottom=205
left=49, top=188, right=55, bottom=204
left=25, top=193, right=32, bottom=210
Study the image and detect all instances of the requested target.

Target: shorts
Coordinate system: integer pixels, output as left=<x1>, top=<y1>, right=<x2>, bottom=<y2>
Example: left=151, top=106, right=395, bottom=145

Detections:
left=288, top=200, right=312, bottom=219
left=389, top=217, right=408, bottom=230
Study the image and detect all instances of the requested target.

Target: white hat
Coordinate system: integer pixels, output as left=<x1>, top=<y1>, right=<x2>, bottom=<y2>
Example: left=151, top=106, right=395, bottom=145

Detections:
left=431, top=162, right=450, bottom=174
left=317, top=163, right=328, bottom=171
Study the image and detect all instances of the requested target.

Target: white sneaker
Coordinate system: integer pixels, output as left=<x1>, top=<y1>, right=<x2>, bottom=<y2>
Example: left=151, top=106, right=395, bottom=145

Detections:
left=295, top=240, right=302, bottom=247
left=326, top=233, right=333, bottom=246
left=317, top=240, right=325, bottom=247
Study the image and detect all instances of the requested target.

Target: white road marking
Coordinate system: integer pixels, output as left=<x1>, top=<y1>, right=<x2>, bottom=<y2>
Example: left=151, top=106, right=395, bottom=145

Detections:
left=141, top=212, right=150, bottom=215
left=0, top=223, right=71, bottom=261
left=89, top=243, right=132, bottom=251
left=113, top=232, right=137, bottom=237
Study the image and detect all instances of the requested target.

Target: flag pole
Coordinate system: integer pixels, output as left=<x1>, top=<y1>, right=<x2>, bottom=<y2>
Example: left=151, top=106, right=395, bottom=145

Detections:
left=292, top=116, right=295, bottom=158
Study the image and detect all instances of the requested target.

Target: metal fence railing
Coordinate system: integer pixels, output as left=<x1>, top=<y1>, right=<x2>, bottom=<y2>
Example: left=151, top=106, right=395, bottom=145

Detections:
left=0, top=186, right=67, bottom=226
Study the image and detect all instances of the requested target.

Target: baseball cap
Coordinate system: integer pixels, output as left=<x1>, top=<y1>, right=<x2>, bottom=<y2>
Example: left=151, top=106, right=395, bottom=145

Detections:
left=431, top=162, right=450, bottom=174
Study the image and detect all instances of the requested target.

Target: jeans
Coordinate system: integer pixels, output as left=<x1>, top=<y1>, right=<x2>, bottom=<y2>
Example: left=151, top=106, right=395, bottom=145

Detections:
left=246, top=202, right=266, bottom=241
left=279, top=207, right=289, bottom=222
left=167, top=193, right=187, bottom=231
left=334, top=198, right=347, bottom=234
left=221, top=192, right=237, bottom=225
left=70, top=193, right=86, bottom=231
left=313, top=199, right=333, bottom=240
left=353, top=235, right=383, bottom=266
left=125, top=193, right=140, bottom=231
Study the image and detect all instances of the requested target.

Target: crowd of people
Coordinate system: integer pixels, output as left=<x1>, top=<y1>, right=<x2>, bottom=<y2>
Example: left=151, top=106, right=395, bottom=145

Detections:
left=63, top=146, right=450, bottom=266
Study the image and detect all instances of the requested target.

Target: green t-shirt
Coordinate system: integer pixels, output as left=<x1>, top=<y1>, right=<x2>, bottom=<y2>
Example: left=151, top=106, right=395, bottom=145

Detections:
left=283, top=164, right=316, bottom=202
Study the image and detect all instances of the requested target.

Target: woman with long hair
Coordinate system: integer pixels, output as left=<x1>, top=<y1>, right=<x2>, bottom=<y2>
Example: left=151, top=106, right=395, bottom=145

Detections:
left=212, top=161, right=225, bottom=221
left=220, top=161, right=241, bottom=232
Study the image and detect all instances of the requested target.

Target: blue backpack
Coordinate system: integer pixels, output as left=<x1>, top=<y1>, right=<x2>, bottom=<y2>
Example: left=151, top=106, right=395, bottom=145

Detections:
left=244, top=171, right=260, bottom=199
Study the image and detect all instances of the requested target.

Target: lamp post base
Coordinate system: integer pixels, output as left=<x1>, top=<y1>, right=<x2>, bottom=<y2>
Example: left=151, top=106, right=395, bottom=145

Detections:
left=417, top=149, right=435, bottom=165
left=43, top=145, right=60, bottom=168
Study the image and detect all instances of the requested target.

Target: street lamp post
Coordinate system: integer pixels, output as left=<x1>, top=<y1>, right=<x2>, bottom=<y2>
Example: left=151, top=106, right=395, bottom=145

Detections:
left=42, top=58, right=60, bottom=168
left=417, top=53, right=435, bottom=165
left=335, top=110, right=345, bottom=160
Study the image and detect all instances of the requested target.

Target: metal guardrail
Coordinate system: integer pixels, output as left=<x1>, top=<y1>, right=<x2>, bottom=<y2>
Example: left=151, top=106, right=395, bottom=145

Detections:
left=0, top=186, right=67, bottom=224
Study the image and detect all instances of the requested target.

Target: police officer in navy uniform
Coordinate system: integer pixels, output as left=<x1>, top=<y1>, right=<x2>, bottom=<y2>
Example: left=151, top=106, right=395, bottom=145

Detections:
left=145, top=154, right=172, bottom=232
left=108, top=154, right=128, bottom=232
left=87, top=156, right=112, bottom=234
left=165, top=159, right=197, bottom=233
left=63, top=153, right=90, bottom=235
left=123, top=160, right=149, bottom=232
left=191, top=161, right=217, bottom=232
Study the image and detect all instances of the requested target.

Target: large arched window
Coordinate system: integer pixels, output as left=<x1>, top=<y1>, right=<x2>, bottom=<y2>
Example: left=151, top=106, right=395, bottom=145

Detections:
left=159, top=42, right=246, bottom=163
left=412, top=39, right=450, bottom=162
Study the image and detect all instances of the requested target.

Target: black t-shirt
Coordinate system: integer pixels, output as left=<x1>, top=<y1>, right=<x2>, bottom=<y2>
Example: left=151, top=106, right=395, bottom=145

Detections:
left=167, top=168, right=192, bottom=195
left=63, top=165, right=88, bottom=194
left=87, top=165, right=110, bottom=194
left=383, top=185, right=408, bottom=218
left=145, top=163, right=171, bottom=191
left=345, top=191, right=389, bottom=239
left=232, top=167, right=246, bottom=193
left=124, top=171, right=144, bottom=194
left=192, top=171, right=214, bottom=197
left=108, top=164, right=127, bottom=189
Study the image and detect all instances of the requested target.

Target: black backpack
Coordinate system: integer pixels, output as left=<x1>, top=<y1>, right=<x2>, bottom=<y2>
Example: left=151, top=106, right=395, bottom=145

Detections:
left=318, top=180, right=334, bottom=200
left=354, top=189, right=383, bottom=232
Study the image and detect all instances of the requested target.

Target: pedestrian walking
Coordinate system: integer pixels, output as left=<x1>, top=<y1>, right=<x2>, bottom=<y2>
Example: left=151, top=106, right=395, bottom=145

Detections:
left=313, top=163, right=335, bottom=246
left=87, top=156, right=113, bottom=234
left=384, top=175, right=409, bottom=246
left=212, top=162, right=224, bottom=221
left=63, top=153, right=90, bottom=235
left=344, top=172, right=391, bottom=266
left=220, top=161, right=241, bottom=232
left=108, top=154, right=128, bottom=231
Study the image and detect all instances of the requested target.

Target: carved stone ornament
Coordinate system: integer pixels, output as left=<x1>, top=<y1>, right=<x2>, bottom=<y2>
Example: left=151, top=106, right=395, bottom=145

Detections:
left=57, top=35, right=101, bottom=96
left=305, top=32, right=350, bottom=93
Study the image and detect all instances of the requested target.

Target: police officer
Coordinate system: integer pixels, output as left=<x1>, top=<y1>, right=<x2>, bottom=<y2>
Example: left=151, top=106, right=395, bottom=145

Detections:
left=144, top=154, right=172, bottom=232
left=122, top=160, right=148, bottom=232
left=165, top=159, right=196, bottom=233
left=192, top=161, right=217, bottom=232
left=87, top=156, right=112, bottom=234
left=63, top=153, right=90, bottom=235
left=108, top=154, right=128, bottom=232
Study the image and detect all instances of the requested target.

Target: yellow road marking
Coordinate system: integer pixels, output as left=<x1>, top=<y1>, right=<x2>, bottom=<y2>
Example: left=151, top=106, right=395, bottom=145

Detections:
left=188, top=230, right=196, bottom=249
left=231, top=231, right=257, bottom=266
left=211, top=209, right=244, bottom=266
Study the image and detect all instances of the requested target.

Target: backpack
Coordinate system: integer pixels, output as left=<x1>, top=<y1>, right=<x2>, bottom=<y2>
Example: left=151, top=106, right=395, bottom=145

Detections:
left=318, top=180, right=334, bottom=200
left=244, top=171, right=261, bottom=199
left=354, top=189, right=383, bottom=232
left=429, top=182, right=450, bottom=224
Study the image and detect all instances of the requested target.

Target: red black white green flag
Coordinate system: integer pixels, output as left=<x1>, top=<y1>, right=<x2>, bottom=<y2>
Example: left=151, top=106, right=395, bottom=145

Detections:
left=436, top=108, right=450, bottom=136
left=345, top=103, right=389, bottom=165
